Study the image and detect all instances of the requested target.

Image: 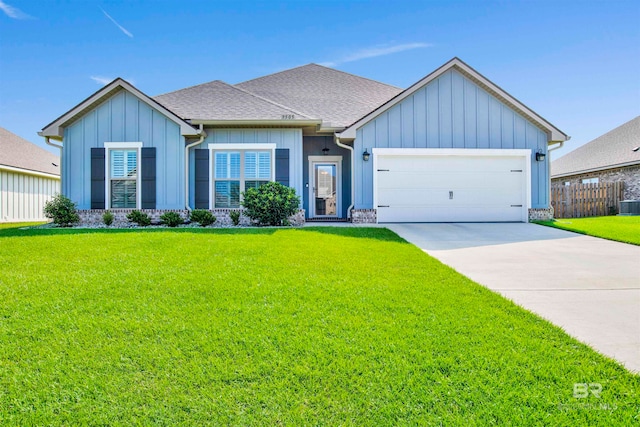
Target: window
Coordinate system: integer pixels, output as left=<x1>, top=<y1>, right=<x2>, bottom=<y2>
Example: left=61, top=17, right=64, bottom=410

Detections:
left=211, top=146, right=274, bottom=208
left=110, top=149, right=138, bottom=208
left=581, top=177, right=599, bottom=184
left=214, top=152, right=241, bottom=208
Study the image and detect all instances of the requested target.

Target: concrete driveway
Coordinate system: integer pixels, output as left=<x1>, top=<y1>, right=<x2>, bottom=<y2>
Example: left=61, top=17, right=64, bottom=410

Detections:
left=386, top=223, right=640, bottom=373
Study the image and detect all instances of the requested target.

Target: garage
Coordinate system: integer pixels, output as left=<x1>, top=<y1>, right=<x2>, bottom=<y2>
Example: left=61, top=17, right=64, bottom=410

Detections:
left=374, top=149, right=531, bottom=223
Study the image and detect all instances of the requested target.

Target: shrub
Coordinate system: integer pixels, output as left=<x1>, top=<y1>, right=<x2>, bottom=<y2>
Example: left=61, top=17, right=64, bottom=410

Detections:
left=126, top=210, right=151, bottom=227
left=160, top=211, right=184, bottom=227
left=102, top=211, right=114, bottom=226
left=241, top=182, right=300, bottom=226
left=229, top=210, right=241, bottom=226
left=190, top=209, right=216, bottom=227
left=43, top=194, right=80, bottom=227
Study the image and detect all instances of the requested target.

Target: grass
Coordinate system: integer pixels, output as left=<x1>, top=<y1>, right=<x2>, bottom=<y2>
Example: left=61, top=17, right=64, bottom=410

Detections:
left=0, top=221, right=46, bottom=230
left=535, top=216, right=640, bottom=245
left=0, top=226, right=638, bottom=425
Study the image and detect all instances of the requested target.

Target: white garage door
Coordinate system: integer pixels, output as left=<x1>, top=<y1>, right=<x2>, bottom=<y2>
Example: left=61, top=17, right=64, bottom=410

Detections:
left=375, top=150, right=529, bottom=223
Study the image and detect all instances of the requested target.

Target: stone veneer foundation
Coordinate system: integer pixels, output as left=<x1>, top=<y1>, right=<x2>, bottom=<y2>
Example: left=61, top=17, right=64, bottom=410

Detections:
left=351, top=208, right=554, bottom=223
left=77, top=209, right=305, bottom=227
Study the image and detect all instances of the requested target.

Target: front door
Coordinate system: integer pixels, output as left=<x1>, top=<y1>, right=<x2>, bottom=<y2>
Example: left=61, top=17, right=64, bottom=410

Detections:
left=309, top=157, right=341, bottom=218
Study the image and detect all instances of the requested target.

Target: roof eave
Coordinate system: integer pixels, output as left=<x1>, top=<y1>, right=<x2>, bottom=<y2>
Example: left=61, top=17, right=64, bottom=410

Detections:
left=189, top=119, right=323, bottom=127
left=551, top=160, right=640, bottom=179
left=41, top=78, right=200, bottom=138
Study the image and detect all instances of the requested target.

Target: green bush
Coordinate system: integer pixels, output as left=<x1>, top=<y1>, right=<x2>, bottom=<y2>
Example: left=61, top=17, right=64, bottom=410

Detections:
left=126, top=210, right=151, bottom=227
left=160, top=211, right=184, bottom=227
left=190, top=209, right=216, bottom=227
left=241, top=182, right=300, bottom=226
left=229, top=210, right=241, bottom=226
left=43, top=194, right=80, bottom=227
left=102, top=211, right=114, bottom=226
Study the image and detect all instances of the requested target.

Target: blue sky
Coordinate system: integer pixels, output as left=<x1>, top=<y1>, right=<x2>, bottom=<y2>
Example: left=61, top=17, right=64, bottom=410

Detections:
left=1, top=0, right=638, bottom=159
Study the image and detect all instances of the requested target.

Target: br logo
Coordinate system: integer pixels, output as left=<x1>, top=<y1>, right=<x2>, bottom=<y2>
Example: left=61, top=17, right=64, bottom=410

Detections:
left=573, top=383, right=602, bottom=399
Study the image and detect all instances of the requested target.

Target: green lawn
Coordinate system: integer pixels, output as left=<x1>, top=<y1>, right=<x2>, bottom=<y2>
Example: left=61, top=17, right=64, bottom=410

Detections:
left=0, top=227, right=638, bottom=425
left=535, top=216, right=640, bottom=245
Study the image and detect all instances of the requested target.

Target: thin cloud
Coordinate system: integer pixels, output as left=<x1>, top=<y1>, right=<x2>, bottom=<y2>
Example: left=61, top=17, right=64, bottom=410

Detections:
left=90, top=76, right=136, bottom=86
left=100, top=7, right=133, bottom=38
left=90, top=76, right=115, bottom=85
left=320, top=42, right=432, bottom=67
left=0, top=1, right=33, bottom=19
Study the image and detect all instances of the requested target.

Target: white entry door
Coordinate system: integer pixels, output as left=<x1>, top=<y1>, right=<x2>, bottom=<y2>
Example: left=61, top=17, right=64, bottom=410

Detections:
left=309, top=156, right=342, bottom=218
left=374, top=149, right=530, bottom=223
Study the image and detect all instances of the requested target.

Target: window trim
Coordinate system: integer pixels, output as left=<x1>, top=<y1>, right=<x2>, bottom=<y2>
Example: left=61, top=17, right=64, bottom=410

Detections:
left=208, top=143, right=276, bottom=209
left=104, top=142, right=143, bottom=209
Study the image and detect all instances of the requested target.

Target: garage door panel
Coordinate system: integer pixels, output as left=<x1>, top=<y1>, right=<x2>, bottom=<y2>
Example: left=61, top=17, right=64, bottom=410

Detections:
left=377, top=206, right=523, bottom=222
left=374, top=152, right=528, bottom=223
left=378, top=188, right=522, bottom=207
left=378, top=171, right=523, bottom=191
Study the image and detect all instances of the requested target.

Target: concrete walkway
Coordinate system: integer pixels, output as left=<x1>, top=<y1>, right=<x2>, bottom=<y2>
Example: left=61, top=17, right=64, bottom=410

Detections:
left=386, top=223, right=640, bottom=373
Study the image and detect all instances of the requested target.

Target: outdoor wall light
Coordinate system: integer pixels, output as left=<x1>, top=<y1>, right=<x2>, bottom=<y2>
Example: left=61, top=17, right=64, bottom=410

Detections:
left=363, top=149, right=370, bottom=161
left=535, top=150, right=546, bottom=162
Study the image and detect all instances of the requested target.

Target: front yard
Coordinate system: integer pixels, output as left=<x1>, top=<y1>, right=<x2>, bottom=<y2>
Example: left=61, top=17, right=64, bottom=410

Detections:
left=535, top=216, right=640, bottom=245
left=0, top=226, right=638, bottom=425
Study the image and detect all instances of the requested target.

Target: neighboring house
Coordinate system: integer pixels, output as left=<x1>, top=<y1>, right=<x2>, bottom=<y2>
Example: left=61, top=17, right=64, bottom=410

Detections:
left=0, top=127, right=60, bottom=222
left=551, top=116, right=640, bottom=200
left=40, top=58, right=568, bottom=224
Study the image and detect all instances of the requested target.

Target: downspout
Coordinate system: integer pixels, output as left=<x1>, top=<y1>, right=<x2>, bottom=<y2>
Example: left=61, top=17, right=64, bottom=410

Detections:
left=185, top=124, right=206, bottom=210
left=335, top=135, right=354, bottom=219
left=43, top=136, right=63, bottom=192
left=546, top=137, right=570, bottom=216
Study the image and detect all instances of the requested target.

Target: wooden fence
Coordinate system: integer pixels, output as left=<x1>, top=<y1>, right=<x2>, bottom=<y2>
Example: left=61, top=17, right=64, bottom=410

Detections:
left=551, top=182, right=624, bottom=218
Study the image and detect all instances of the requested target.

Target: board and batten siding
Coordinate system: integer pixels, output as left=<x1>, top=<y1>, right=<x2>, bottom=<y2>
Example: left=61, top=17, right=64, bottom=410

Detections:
left=354, top=68, right=550, bottom=209
left=63, top=90, right=184, bottom=210
left=0, top=169, right=59, bottom=222
left=189, top=128, right=303, bottom=207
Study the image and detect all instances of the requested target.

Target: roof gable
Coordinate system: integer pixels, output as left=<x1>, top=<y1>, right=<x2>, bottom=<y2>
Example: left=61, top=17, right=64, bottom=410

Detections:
left=153, top=80, right=315, bottom=122
left=551, top=116, right=640, bottom=177
left=340, top=57, right=568, bottom=142
left=236, top=64, right=403, bottom=128
left=0, top=127, right=60, bottom=176
left=41, top=78, right=199, bottom=139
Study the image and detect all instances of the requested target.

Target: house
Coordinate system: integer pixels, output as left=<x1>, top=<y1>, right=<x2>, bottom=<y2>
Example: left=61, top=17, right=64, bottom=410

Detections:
left=551, top=116, right=640, bottom=200
left=0, top=127, right=60, bottom=222
left=39, top=58, right=568, bottom=224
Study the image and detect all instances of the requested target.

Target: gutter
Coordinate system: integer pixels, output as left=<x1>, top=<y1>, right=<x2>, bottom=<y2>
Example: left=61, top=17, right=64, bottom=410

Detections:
left=185, top=124, right=207, bottom=210
left=334, top=135, right=354, bottom=219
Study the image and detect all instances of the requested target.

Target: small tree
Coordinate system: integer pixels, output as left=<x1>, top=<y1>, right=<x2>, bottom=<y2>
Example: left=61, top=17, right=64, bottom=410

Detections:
left=241, top=182, right=300, bottom=226
left=43, top=194, right=80, bottom=227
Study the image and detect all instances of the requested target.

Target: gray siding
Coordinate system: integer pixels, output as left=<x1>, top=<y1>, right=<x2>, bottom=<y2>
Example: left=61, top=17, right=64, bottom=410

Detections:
left=354, top=69, right=550, bottom=209
left=63, top=90, right=184, bottom=209
left=0, top=169, right=59, bottom=222
left=189, top=128, right=303, bottom=207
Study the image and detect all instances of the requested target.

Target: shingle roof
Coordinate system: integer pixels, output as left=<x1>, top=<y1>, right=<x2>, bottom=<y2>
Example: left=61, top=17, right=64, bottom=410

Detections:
left=551, top=116, right=640, bottom=177
left=0, top=127, right=60, bottom=176
left=235, top=64, right=403, bottom=128
left=153, top=80, right=314, bottom=121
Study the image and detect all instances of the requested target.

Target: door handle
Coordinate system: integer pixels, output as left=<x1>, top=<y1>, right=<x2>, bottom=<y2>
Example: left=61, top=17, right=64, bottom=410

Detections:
left=449, top=191, right=454, bottom=199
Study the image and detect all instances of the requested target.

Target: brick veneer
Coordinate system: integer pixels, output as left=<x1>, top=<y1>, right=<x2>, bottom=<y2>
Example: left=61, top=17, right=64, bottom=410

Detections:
left=552, top=164, right=640, bottom=201
left=76, top=209, right=305, bottom=227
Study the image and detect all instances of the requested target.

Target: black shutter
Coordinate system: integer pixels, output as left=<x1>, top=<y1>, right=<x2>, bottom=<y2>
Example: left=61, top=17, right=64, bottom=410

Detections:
left=141, top=147, right=156, bottom=209
left=194, top=149, right=209, bottom=209
left=91, top=148, right=106, bottom=209
left=275, top=148, right=289, bottom=187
